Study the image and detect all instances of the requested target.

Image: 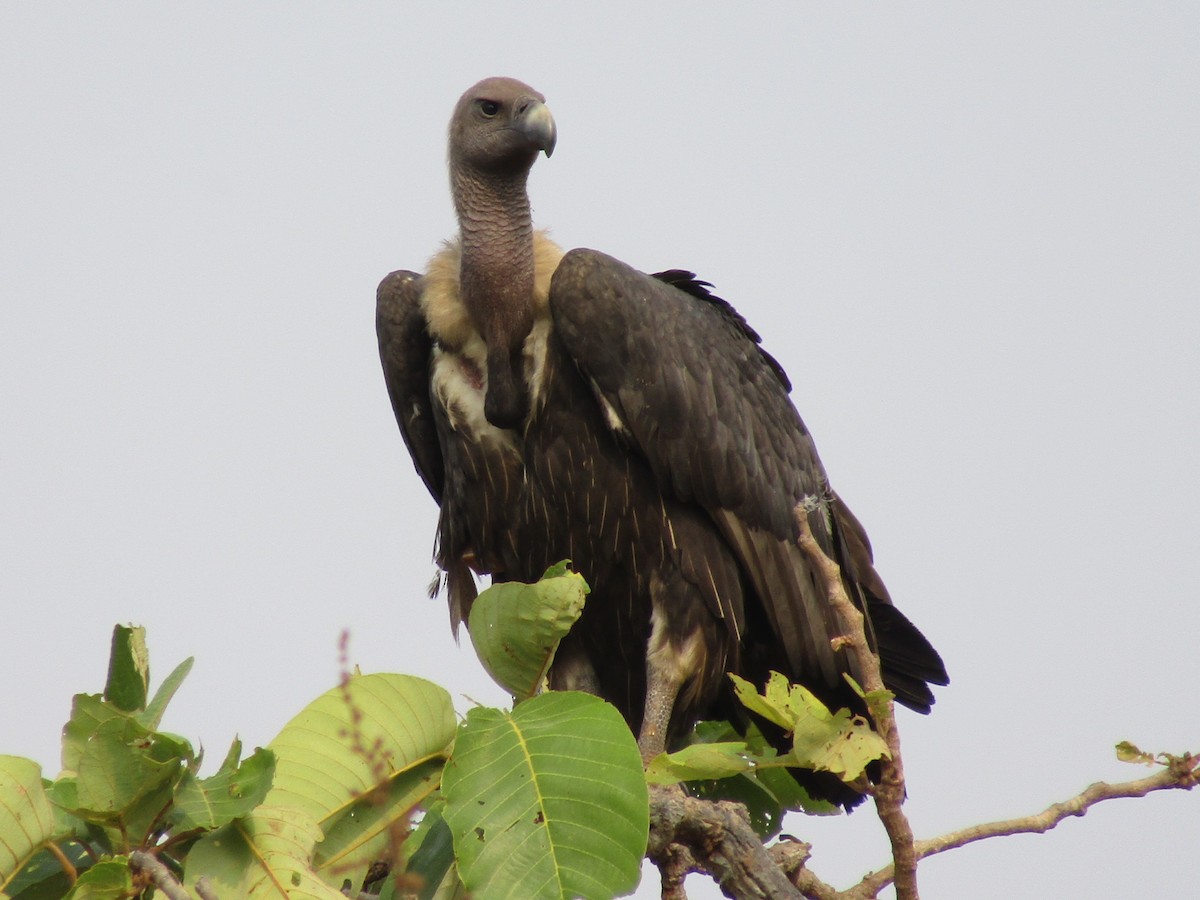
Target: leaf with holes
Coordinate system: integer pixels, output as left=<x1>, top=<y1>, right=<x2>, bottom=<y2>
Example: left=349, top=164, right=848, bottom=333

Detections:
left=731, top=672, right=888, bottom=781
left=171, top=741, right=276, bottom=831
left=442, top=692, right=646, bottom=900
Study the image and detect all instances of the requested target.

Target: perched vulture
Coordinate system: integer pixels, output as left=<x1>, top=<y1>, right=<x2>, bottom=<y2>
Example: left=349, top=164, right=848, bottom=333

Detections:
left=377, top=77, right=947, bottom=806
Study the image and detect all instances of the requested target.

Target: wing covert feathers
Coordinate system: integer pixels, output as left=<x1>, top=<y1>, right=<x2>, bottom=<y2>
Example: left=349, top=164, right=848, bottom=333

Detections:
left=549, top=248, right=947, bottom=708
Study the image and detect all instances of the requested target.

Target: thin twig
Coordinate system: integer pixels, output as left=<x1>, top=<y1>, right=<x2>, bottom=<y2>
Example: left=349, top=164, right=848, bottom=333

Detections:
left=195, top=876, right=221, bottom=900
left=44, top=841, right=78, bottom=884
left=794, top=502, right=919, bottom=900
left=849, top=754, right=1199, bottom=898
left=129, top=850, right=192, bottom=900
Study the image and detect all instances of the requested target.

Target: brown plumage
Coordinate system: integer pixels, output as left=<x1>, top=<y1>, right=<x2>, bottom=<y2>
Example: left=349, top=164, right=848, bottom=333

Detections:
left=376, top=77, right=948, bottom=808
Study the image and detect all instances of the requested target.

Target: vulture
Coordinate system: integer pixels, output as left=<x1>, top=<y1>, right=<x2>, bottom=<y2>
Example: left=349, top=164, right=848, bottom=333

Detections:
left=377, top=77, right=948, bottom=806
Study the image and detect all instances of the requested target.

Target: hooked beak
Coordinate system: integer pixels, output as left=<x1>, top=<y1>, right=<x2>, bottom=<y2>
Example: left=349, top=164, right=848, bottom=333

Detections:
left=516, top=99, right=557, bottom=158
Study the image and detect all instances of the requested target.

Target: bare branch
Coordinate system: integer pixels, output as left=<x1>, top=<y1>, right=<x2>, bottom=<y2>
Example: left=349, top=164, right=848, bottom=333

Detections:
left=851, top=753, right=1199, bottom=897
left=793, top=502, right=919, bottom=900
left=129, top=850, right=193, bottom=900
left=771, top=838, right=842, bottom=900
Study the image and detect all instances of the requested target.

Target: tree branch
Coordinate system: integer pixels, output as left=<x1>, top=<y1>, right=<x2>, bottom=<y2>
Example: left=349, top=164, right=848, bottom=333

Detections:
left=129, top=850, right=194, bottom=900
left=648, top=786, right=806, bottom=899
left=642, top=506, right=1197, bottom=900
left=794, top=501, right=919, bottom=900
left=849, top=753, right=1199, bottom=898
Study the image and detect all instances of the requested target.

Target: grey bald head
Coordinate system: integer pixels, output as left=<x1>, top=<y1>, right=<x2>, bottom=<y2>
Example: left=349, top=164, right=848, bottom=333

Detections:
left=449, top=77, right=556, bottom=176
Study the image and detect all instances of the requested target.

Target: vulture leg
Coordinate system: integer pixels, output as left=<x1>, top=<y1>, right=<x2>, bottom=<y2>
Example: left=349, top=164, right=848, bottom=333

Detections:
left=639, top=655, right=684, bottom=763
left=638, top=573, right=710, bottom=764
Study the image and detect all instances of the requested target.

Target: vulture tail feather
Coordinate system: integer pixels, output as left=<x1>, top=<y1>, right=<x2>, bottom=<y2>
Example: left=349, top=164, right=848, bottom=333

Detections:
left=868, top=600, right=949, bottom=713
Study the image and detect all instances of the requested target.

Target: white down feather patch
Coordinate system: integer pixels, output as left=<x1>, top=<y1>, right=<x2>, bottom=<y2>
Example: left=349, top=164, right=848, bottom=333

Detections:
left=422, top=231, right=565, bottom=443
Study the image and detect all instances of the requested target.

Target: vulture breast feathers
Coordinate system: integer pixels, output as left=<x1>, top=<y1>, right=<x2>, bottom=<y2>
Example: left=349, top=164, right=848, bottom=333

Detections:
left=376, top=77, right=948, bottom=807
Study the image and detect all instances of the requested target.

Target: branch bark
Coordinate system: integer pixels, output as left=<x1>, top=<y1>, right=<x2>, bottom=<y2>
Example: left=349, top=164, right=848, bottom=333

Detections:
left=641, top=504, right=1197, bottom=899
left=794, top=501, right=920, bottom=900
left=847, top=752, right=1199, bottom=898
left=129, top=850, right=194, bottom=900
left=648, top=786, right=806, bottom=899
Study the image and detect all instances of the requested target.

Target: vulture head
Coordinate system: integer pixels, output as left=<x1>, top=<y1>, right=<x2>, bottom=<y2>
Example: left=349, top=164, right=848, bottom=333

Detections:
left=449, top=77, right=556, bottom=174
left=448, top=77, right=557, bottom=430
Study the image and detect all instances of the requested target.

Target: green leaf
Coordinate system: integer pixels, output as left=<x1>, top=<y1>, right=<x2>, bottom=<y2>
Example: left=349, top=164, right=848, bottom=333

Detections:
left=1115, top=741, right=1156, bottom=765
left=314, top=756, right=442, bottom=878
left=0, top=757, right=58, bottom=892
left=139, top=656, right=194, bottom=731
left=61, top=695, right=126, bottom=773
left=184, top=806, right=348, bottom=900
left=730, top=672, right=889, bottom=781
left=62, top=858, right=133, bottom=900
left=61, top=860, right=131, bottom=900
left=2, top=843, right=92, bottom=900
left=402, top=801, right=468, bottom=900
left=645, top=742, right=753, bottom=784
left=841, top=674, right=894, bottom=720
left=467, top=565, right=588, bottom=700
left=104, top=626, right=149, bottom=714
left=72, top=717, right=187, bottom=815
left=442, top=691, right=647, bottom=900
left=54, top=716, right=191, bottom=849
left=185, top=674, right=455, bottom=895
left=647, top=721, right=839, bottom=834
left=172, top=744, right=276, bottom=830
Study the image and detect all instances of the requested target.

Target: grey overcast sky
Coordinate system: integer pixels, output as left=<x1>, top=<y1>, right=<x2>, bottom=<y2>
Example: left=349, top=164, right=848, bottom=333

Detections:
left=2, top=4, right=1196, bottom=898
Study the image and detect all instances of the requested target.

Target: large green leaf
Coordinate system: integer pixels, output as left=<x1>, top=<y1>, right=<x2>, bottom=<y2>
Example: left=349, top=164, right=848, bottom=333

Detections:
left=58, top=691, right=193, bottom=848
left=442, top=692, right=647, bottom=900
left=172, top=741, right=275, bottom=830
left=0, top=757, right=58, bottom=894
left=467, top=563, right=588, bottom=700
left=53, top=714, right=191, bottom=851
left=184, top=806, right=347, bottom=900
left=185, top=674, right=455, bottom=895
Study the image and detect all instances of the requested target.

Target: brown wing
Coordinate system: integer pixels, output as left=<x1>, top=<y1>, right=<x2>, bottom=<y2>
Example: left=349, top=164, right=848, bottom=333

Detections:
left=549, top=248, right=947, bottom=708
left=376, top=270, right=443, bottom=502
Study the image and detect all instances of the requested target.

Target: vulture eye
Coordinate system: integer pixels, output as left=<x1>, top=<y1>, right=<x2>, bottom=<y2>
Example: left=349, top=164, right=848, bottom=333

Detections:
left=479, top=100, right=500, bottom=117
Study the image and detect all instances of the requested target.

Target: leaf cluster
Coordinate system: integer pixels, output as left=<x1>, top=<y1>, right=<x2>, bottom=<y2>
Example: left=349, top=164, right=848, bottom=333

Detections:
left=1, top=626, right=273, bottom=899
left=0, top=568, right=655, bottom=899
left=1, top=564, right=905, bottom=899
